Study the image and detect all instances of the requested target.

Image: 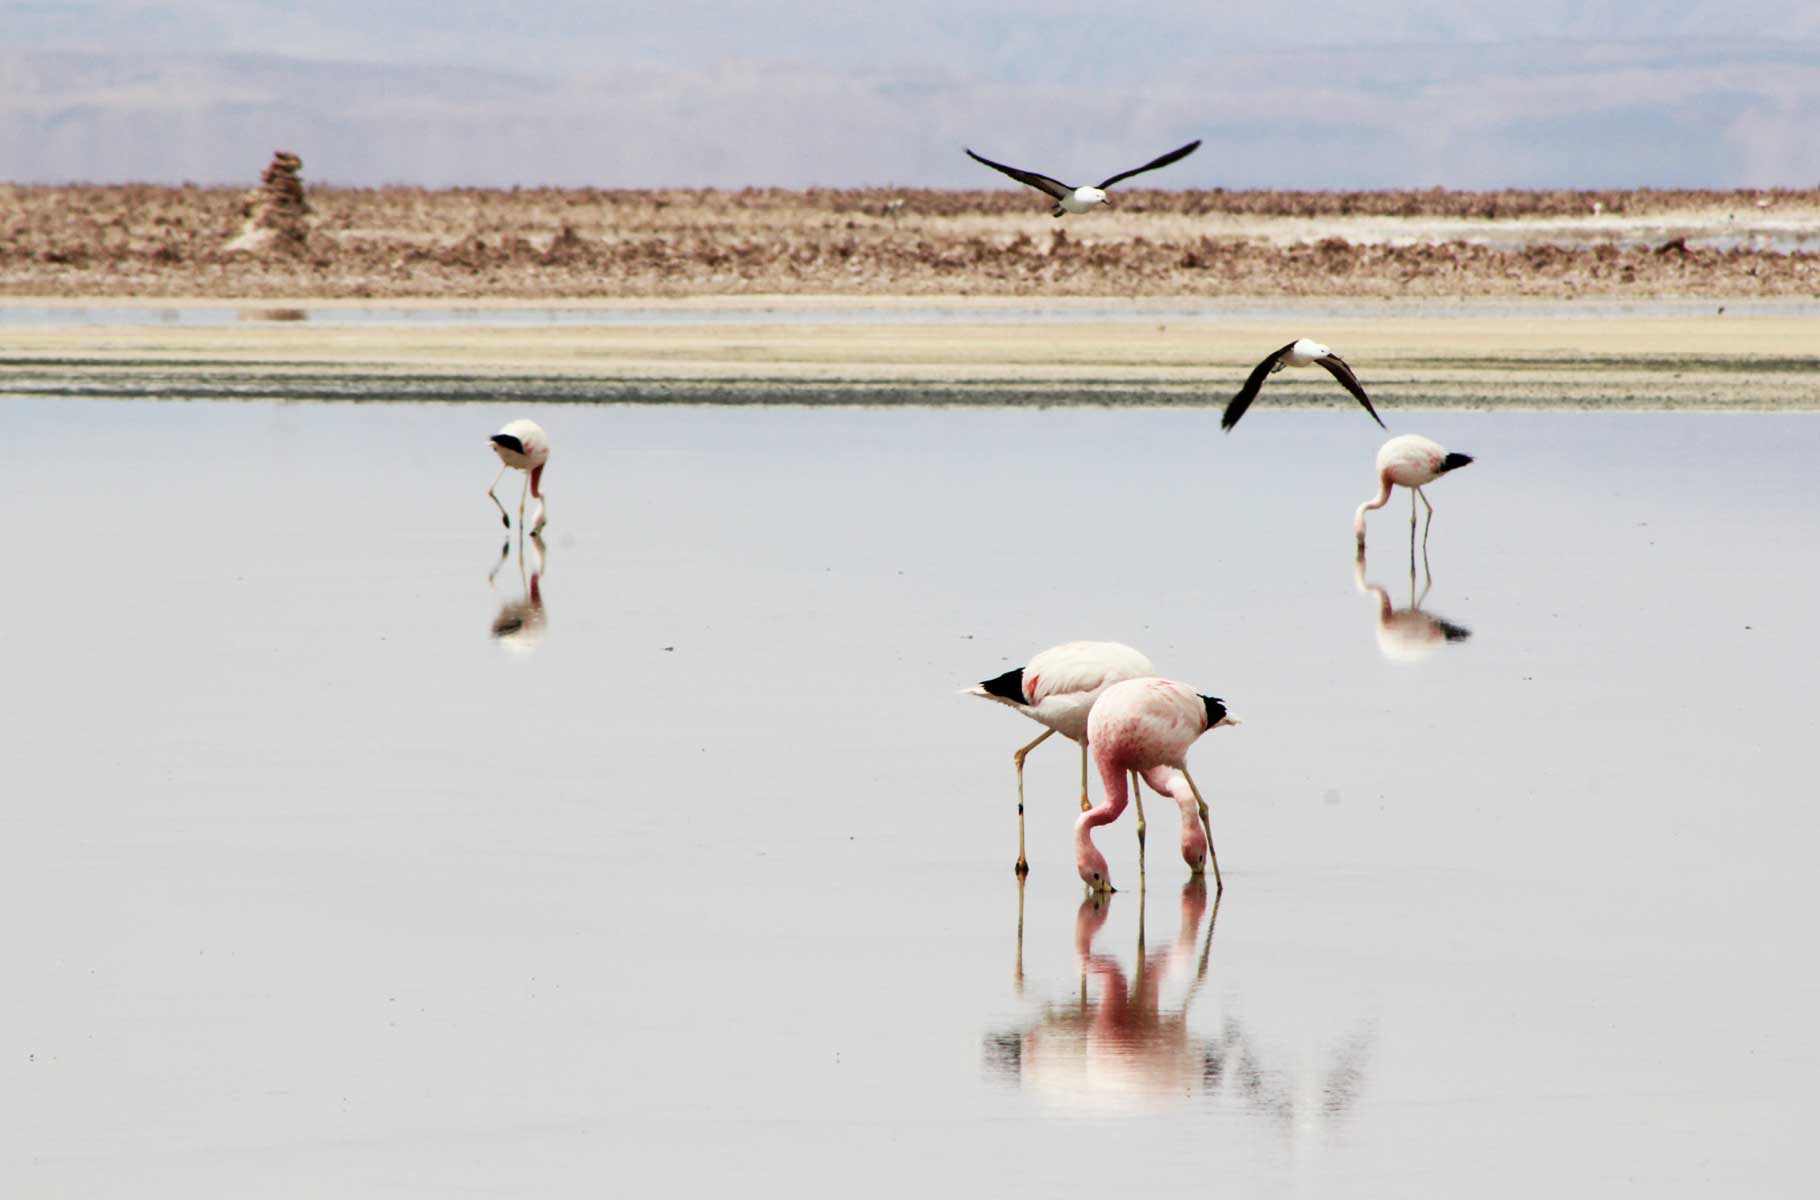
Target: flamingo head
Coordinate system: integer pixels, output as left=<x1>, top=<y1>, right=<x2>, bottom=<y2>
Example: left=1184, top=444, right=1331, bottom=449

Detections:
left=1076, top=838, right=1113, bottom=893
left=1200, top=695, right=1239, bottom=732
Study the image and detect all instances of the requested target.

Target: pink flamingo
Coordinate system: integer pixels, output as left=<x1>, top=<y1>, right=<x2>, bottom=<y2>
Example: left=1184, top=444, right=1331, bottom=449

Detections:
left=968, top=641, right=1156, bottom=875
left=1079, top=677, right=1240, bottom=893
left=1353, top=434, right=1473, bottom=554
left=487, top=419, right=550, bottom=534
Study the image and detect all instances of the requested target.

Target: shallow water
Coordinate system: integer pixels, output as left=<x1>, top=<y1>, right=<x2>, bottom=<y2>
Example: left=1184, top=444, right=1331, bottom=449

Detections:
left=3, top=395, right=1818, bottom=1196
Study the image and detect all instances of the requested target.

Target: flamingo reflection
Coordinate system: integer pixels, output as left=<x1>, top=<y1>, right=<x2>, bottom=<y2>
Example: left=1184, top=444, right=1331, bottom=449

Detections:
left=984, top=880, right=1220, bottom=1115
left=488, top=532, right=547, bottom=653
left=1354, top=550, right=1470, bottom=663
left=985, top=881, right=1376, bottom=1134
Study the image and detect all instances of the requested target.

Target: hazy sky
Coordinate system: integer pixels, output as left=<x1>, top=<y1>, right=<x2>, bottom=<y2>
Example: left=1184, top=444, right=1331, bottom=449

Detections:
left=3, top=1, right=1818, bottom=188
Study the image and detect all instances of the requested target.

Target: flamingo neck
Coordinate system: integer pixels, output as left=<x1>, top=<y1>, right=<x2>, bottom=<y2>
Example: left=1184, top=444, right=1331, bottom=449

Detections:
left=1145, top=766, right=1207, bottom=868
left=1082, top=755, right=1130, bottom=831
left=1074, top=755, right=1131, bottom=882
left=529, top=464, right=545, bottom=498
left=1354, top=474, right=1393, bottom=537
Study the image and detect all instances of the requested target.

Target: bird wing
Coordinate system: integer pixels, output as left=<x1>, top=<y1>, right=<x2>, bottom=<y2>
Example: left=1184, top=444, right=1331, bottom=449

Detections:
left=1315, top=354, right=1388, bottom=429
left=1220, top=342, right=1297, bottom=432
left=965, top=149, right=1075, bottom=200
left=1025, top=641, right=1153, bottom=703
left=1095, top=139, right=1201, bottom=190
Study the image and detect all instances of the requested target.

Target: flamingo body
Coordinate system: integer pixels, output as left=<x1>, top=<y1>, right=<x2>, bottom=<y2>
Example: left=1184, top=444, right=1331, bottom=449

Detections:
left=970, top=640, right=1155, bottom=744
left=968, top=641, right=1155, bottom=874
left=1078, top=678, right=1238, bottom=892
left=1354, top=434, right=1473, bottom=549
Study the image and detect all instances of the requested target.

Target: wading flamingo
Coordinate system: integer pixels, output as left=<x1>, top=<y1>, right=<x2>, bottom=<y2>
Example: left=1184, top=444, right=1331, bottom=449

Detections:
left=1080, top=677, right=1239, bottom=894
left=967, top=641, right=1156, bottom=875
left=487, top=419, right=550, bottom=534
left=964, top=141, right=1201, bottom=217
left=1353, top=434, right=1472, bottom=555
left=1221, top=339, right=1386, bottom=432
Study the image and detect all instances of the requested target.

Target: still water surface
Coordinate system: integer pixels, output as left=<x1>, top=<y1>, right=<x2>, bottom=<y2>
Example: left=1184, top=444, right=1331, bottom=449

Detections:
left=2, top=395, right=1817, bottom=1195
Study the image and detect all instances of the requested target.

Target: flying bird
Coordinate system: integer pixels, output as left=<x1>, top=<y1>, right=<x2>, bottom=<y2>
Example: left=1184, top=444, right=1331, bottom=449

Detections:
left=967, top=641, right=1156, bottom=875
left=1079, top=677, right=1240, bottom=894
left=1354, top=434, right=1474, bottom=553
left=964, top=141, right=1201, bottom=217
left=1221, top=339, right=1385, bottom=432
left=487, top=419, right=550, bottom=534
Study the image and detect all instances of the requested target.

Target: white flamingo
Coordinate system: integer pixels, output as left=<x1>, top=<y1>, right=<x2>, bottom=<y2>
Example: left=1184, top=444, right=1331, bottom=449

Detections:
left=487, top=419, right=550, bottom=534
left=967, top=641, right=1156, bottom=874
left=1353, top=434, right=1473, bottom=554
left=1080, top=677, right=1240, bottom=893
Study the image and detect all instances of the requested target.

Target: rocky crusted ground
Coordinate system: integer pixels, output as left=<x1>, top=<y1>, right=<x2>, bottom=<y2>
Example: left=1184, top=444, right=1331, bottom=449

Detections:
left=3, top=181, right=1817, bottom=299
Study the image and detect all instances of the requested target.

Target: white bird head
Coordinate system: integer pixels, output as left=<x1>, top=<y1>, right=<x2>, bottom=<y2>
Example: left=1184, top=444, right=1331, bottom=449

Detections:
left=1292, top=337, right=1332, bottom=360
left=1076, top=186, right=1109, bottom=208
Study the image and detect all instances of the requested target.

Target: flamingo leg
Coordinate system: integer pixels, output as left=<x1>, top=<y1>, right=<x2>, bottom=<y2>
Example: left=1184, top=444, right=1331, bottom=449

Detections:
left=1011, top=727, right=1055, bottom=875
left=1408, top=485, right=1418, bottom=559
left=1132, top=769, right=1147, bottom=872
left=1079, top=741, right=1092, bottom=813
left=1181, top=766, right=1223, bottom=894
left=487, top=465, right=510, bottom=528
left=1418, top=486, right=1435, bottom=550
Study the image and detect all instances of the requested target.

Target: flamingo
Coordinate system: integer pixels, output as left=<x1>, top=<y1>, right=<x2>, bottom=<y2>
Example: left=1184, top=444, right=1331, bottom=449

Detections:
left=487, top=419, right=550, bottom=534
left=1080, top=677, right=1240, bottom=894
left=967, top=641, right=1156, bottom=875
left=1220, top=339, right=1385, bottom=432
left=964, top=140, right=1201, bottom=217
left=1353, top=434, right=1473, bottom=554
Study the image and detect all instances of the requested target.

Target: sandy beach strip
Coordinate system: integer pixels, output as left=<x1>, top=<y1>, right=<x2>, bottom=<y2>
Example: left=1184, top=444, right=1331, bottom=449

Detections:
left=2, top=303, right=1817, bottom=409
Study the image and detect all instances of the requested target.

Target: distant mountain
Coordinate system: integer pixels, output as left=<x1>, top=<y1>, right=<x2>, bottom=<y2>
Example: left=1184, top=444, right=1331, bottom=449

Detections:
left=1, top=27, right=1816, bottom=188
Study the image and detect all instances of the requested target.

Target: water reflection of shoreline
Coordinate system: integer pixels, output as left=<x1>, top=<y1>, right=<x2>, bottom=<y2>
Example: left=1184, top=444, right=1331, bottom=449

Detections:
left=985, top=881, right=1377, bottom=1135
left=489, top=532, right=547, bottom=653
left=1355, top=550, right=1471, bottom=663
